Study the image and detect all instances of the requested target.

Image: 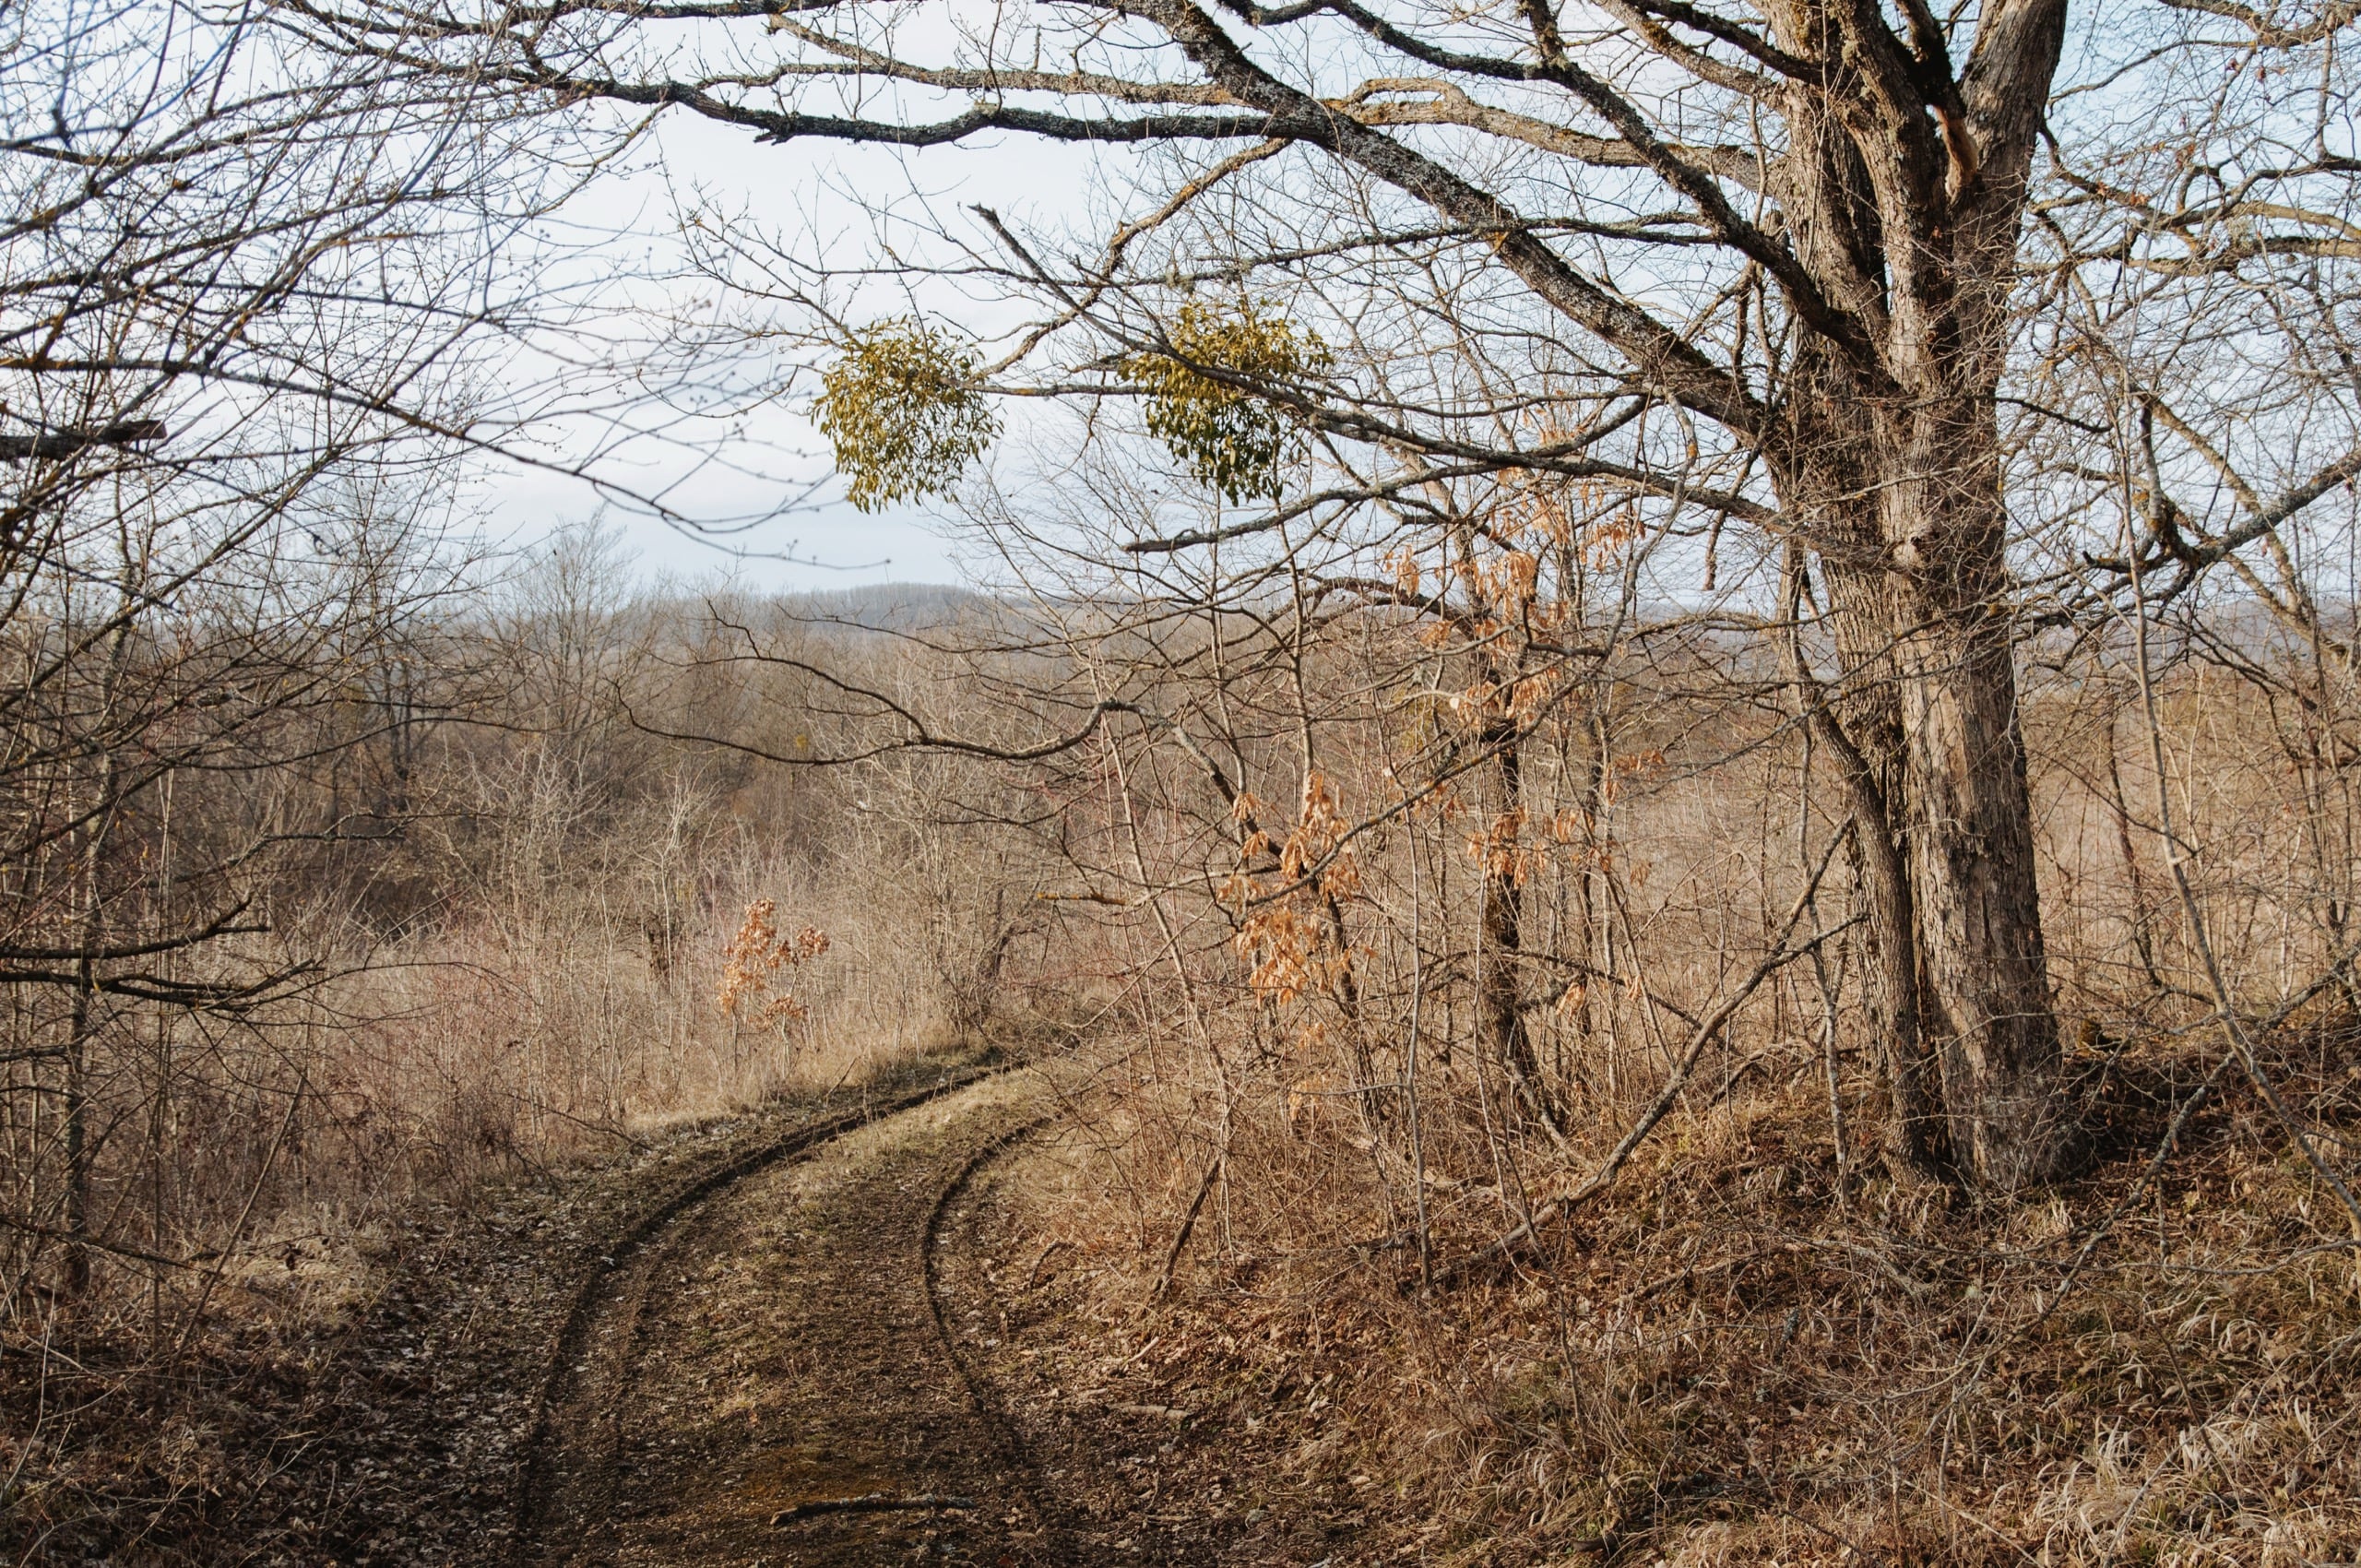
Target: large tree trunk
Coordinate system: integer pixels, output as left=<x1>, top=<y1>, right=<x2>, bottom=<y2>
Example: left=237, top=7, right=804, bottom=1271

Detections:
left=1755, top=0, right=2077, bottom=1187
left=1800, top=407, right=2080, bottom=1189
left=1894, top=612, right=2075, bottom=1186
left=1878, top=414, right=2081, bottom=1187
left=1774, top=326, right=1954, bottom=1180
left=1782, top=540, right=1952, bottom=1180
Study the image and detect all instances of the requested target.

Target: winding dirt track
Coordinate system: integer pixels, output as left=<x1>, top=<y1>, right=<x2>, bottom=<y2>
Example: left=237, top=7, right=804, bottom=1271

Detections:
left=511, top=1068, right=1065, bottom=1568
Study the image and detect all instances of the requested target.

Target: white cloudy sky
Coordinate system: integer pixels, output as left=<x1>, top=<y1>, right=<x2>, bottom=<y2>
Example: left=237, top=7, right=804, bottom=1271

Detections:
left=463, top=98, right=1116, bottom=592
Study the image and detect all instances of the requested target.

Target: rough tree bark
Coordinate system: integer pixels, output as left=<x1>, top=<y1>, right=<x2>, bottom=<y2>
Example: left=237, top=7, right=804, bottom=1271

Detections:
left=1756, top=0, right=2081, bottom=1185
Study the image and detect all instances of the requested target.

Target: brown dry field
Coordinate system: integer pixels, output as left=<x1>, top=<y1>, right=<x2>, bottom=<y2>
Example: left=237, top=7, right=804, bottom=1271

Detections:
left=30, top=1013, right=2361, bottom=1568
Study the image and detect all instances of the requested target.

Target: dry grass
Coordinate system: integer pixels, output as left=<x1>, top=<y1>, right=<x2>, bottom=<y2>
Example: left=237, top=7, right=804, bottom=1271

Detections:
left=954, top=634, right=2361, bottom=1564
left=299, top=856, right=956, bottom=1206
left=1001, top=1020, right=2361, bottom=1565
left=10, top=545, right=2361, bottom=1568
left=0, top=731, right=1035, bottom=1559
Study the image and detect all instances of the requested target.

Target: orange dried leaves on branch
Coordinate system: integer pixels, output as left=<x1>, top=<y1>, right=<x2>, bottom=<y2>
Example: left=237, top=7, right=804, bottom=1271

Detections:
left=1467, top=805, right=1540, bottom=889
left=718, top=898, right=830, bottom=1026
left=1382, top=546, right=1422, bottom=600
left=1222, top=772, right=1360, bottom=1009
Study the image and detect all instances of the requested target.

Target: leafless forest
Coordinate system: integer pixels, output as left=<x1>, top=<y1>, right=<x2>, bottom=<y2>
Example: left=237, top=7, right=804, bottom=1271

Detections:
left=7, top=0, right=2361, bottom=1560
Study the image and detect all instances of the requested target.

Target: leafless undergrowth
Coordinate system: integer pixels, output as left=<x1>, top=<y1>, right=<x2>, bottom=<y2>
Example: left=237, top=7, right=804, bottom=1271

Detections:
left=11, top=0, right=2361, bottom=1560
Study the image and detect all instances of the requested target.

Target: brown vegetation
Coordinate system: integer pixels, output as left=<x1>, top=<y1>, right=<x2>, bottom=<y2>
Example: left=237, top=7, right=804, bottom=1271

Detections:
left=0, top=529, right=1057, bottom=1556
left=10, top=0, right=2361, bottom=1562
left=877, top=552, right=2361, bottom=1562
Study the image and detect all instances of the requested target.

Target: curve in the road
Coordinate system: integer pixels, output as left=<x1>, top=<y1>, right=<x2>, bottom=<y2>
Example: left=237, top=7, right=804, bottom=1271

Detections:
left=510, top=1065, right=1064, bottom=1568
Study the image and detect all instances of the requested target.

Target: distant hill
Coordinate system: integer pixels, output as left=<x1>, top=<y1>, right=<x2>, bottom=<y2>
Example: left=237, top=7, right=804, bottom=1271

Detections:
left=769, top=582, right=1006, bottom=634
left=633, top=580, right=1014, bottom=638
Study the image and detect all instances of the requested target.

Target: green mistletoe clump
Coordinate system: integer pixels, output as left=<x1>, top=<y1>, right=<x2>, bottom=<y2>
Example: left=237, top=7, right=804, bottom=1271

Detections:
left=1123, top=299, right=1328, bottom=503
left=817, top=319, right=998, bottom=512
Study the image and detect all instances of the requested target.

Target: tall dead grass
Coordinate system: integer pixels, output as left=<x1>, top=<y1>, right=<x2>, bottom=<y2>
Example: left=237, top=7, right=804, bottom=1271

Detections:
left=967, top=600, right=2361, bottom=1565
left=0, top=544, right=1074, bottom=1557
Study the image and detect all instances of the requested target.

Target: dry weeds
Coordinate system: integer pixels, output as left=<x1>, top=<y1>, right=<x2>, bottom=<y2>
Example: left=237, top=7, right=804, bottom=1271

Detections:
left=979, top=1023, right=2361, bottom=1566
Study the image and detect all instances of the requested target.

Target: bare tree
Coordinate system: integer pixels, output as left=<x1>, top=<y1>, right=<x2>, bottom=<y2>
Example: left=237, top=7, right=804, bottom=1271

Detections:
left=291, top=0, right=2361, bottom=1184
left=0, top=0, right=565, bottom=1311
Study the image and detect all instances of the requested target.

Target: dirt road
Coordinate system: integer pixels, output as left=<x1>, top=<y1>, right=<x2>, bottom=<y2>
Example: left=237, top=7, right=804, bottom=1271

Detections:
left=514, top=1070, right=1061, bottom=1566
left=256, top=1054, right=1392, bottom=1567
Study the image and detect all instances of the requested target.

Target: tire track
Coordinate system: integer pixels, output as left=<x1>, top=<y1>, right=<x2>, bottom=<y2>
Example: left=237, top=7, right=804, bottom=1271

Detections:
left=508, top=1063, right=1006, bottom=1564
left=921, top=1112, right=1066, bottom=1537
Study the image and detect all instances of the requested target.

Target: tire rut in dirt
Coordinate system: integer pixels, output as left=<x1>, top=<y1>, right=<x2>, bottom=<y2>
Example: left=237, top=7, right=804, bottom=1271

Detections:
left=512, top=1068, right=1002, bottom=1556
left=516, top=1075, right=1062, bottom=1567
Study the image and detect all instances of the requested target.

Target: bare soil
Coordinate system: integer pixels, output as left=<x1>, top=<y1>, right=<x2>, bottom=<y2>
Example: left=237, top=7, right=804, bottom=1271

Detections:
left=516, top=1068, right=1061, bottom=1567
left=150, top=1051, right=1023, bottom=1566
left=173, top=1046, right=1406, bottom=1568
